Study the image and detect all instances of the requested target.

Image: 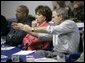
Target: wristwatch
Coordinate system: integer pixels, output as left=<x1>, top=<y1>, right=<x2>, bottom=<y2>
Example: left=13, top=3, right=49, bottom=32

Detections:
left=31, top=28, right=34, bottom=32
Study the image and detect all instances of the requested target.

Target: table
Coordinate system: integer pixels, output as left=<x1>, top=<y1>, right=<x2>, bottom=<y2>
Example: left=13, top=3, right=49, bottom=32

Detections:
left=1, top=46, right=21, bottom=62
left=11, top=50, right=58, bottom=62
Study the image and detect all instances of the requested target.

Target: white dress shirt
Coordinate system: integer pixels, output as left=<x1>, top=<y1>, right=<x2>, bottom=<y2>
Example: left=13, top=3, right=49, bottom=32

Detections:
left=46, top=20, right=80, bottom=53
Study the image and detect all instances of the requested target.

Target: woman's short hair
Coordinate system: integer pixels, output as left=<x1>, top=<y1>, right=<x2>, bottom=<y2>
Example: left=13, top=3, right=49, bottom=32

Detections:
left=35, top=5, right=52, bottom=22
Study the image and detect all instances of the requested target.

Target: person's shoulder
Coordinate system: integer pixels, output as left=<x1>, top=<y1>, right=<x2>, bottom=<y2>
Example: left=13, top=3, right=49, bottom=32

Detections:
left=64, top=20, right=76, bottom=24
left=1, top=15, right=5, bottom=18
left=7, top=18, right=17, bottom=22
left=28, top=15, right=35, bottom=21
left=62, top=19, right=77, bottom=27
left=1, top=15, right=7, bottom=21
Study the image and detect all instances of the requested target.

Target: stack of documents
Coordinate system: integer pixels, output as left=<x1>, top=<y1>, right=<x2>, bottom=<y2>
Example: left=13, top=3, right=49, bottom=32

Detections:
left=12, top=50, right=35, bottom=55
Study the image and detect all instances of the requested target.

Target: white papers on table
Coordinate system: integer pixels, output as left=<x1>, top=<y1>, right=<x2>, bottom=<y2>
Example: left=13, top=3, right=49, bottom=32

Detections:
left=76, top=22, right=84, bottom=28
left=1, top=55, right=8, bottom=59
left=34, top=58, right=58, bottom=62
left=1, top=47, right=15, bottom=50
left=12, top=50, right=35, bottom=55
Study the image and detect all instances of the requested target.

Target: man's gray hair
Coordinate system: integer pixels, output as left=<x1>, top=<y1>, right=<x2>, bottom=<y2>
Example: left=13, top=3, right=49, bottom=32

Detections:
left=55, top=8, right=68, bottom=19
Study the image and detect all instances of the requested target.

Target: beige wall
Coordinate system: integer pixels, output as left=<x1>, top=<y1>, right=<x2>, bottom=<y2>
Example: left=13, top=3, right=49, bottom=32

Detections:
left=1, top=1, right=53, bottom=19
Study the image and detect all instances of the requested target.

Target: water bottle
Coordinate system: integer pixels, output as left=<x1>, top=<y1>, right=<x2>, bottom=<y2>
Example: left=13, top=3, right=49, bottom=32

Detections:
left=11, top=55, right=20, bottom=62
left=26, top=55, right=35, bottom=62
